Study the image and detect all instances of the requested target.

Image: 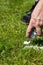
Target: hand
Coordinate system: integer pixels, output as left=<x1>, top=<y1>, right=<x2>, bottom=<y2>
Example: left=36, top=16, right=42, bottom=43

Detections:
left=26, top=1, right=43, bottom=38
left=26, top=18, right=43, bottom=38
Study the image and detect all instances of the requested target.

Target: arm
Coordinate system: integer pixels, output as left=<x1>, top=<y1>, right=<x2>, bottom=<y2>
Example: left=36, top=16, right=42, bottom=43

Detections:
left=31, top=0, right=43, bottom=19
left=40, top=0, right=43, bottom=3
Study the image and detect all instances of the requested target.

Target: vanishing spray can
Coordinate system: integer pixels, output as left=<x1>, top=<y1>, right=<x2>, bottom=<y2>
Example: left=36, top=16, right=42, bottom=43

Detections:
left=24, top=31, right=37, bottom=45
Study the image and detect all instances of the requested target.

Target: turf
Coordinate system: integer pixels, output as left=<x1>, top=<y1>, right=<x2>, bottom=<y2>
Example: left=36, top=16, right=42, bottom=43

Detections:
left=0, top=0, right=43, bottom=65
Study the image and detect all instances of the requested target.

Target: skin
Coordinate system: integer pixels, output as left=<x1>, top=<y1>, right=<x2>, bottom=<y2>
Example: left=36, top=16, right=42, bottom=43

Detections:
left=26, top=0, right=43, bottom=38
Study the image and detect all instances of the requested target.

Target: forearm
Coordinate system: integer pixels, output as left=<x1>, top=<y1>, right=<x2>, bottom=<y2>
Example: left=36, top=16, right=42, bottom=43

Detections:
left=31, top=0, right=43, bottom=18
left=39, top=0, right=43, bottom=3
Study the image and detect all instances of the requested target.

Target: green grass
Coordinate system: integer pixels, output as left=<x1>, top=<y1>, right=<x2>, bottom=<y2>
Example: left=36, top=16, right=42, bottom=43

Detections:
left=0, top=0, right=43, bottom=65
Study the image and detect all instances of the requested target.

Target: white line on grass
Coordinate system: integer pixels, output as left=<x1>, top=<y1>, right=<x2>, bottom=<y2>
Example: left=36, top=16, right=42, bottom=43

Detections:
left=23, top=45, right=43, bottom=50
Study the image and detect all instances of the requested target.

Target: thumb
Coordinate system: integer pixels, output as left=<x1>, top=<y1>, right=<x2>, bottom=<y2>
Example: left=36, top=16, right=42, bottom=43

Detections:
left=26, top=24, right=33, bottom=38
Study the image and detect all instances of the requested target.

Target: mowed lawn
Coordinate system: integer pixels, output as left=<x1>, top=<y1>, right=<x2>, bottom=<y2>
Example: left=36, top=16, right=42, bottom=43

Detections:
left=0, top=0, right=43, bottom=65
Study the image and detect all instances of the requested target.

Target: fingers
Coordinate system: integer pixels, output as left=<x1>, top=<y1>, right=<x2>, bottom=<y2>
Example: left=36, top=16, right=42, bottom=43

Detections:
left=26, top=25, right=33, bottom=38
left=40, top=20, right=43, bottom=26
left=26, top=18, right=43, bottom=38
left=26, top=19, right=34, bottom=38
left=36, top=26, right=42, bottom=35
left=35, top=19, right=43, bottom=36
